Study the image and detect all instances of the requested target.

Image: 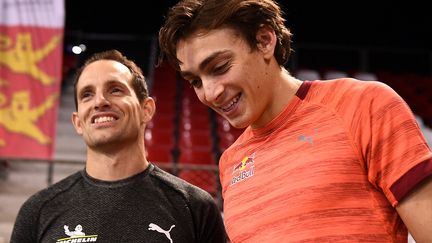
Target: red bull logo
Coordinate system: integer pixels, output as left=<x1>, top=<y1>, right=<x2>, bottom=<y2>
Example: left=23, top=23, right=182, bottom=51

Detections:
left=232, top=153, right=255, bottom=173
left=231, top=153, right=255, bottom=185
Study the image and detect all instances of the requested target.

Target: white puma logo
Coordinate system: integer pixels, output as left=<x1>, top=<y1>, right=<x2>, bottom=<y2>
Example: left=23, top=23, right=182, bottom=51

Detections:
left=148, top=223, right=175, bottom=243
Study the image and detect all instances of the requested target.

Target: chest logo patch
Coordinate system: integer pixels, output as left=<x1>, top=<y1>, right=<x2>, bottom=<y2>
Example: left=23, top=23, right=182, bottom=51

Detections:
left=148, top=223, right=175, bottom=243
left=56, top=224, right=98, bottom=242
left=230, top=152, right=255, bottom=185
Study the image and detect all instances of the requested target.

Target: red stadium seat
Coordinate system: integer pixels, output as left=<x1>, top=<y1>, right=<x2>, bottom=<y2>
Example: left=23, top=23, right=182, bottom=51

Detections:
left=147, top=114, right=176, bottom=134
left=178, top=148, right=215, bottom=165
left=146, top=145, right=173, bottom=163
left=178, top=130, right=212, bottom=149
left=145, top=129, right=175, bottom=148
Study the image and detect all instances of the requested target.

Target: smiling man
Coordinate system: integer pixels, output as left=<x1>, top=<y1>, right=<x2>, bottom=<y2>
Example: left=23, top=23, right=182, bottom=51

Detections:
left=159, top=0, right=432, bottom=242
left=11, top=50, right=226, bottom=243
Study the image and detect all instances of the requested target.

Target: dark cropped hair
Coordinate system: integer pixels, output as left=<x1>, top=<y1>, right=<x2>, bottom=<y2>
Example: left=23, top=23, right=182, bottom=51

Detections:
left=158, top=0, right=292, bottom=70
left=73, top=49, right=148, bottom=110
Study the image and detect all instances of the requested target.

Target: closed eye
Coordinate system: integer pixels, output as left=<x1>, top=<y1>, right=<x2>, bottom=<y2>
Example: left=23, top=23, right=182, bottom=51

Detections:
left=212, top=62, right=230, bottom=75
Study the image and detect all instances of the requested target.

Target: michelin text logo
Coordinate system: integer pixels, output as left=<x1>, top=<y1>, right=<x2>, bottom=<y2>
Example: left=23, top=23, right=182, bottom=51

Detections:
left=56, top=224, right=98, bottom=243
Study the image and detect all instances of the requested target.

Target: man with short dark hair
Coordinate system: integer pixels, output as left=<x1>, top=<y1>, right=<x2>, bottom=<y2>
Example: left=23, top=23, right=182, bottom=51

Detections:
left=11, top=50, right=226, bottom=243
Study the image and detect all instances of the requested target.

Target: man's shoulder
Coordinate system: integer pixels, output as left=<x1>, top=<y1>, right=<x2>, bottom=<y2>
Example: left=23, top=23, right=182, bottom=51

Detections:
left=316, top=78, right=389, bottom=92
left=309, top=78, right=398, bottom=105
left=21, top=171, right=83, bottom=209
left=150, top=166, right=215, bottom=202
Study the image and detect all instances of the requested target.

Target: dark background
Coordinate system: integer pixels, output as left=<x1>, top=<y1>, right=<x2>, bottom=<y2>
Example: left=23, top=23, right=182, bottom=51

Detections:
left=64, top=1, right=432, bottom=74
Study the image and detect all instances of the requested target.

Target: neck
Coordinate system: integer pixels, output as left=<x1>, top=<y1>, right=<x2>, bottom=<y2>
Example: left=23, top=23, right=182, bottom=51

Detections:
left=276, top=68, right=303, bottom=100
left=251, top=67, right=302, bottom=128
left=85, top=142, right=149, bottom=181
left=270, top=68, right=303, bottom=116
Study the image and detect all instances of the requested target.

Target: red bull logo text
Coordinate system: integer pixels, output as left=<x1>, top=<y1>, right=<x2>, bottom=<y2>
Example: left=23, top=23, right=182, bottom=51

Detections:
left=231, top=153, right=255, bottom=185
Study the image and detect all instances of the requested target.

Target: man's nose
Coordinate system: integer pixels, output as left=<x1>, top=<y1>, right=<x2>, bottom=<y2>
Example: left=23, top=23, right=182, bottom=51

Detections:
left=94, top=92, right=110, bottom=109
left=202, top=79, right=223, bottom=104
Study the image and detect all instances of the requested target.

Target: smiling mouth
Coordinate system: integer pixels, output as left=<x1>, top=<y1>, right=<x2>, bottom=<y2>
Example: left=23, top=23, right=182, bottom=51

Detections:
left=220, top=93, right=241, bottom=112
left=92, top=116, right=118, bottom=124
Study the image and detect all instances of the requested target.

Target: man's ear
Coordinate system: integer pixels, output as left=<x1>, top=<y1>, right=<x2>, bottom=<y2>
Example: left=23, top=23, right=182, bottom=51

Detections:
left=71, top=112, right=83, bottom=136
left=256, top=24, right=277, bottom=60
left=141, top=97, right=156, bottom=124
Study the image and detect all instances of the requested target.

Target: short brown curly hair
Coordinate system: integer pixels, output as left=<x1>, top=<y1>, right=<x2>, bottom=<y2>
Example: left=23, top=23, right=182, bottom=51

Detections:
left=158, top=0, right=293, bottom=70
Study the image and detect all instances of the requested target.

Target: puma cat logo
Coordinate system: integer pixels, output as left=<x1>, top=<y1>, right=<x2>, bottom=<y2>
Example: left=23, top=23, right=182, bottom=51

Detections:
left=148, top=223, right=175, bottom=243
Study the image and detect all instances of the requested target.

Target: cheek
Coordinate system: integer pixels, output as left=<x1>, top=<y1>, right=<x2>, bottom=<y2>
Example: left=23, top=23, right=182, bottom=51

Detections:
left=130, top=103, right=145, bottom=123
left=194, top=89, right=207, bottom=105
left=79, top=109, right=91, bottom=124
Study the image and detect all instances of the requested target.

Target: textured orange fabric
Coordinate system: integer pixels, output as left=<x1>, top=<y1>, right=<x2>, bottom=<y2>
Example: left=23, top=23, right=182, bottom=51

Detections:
left=219, top=79, right=432, bottom=242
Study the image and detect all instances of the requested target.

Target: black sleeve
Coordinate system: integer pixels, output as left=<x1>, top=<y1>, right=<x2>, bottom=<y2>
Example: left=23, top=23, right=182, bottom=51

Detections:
left=10, top=197, right=39, bottom=243
left=191, top=192, right=227, bottom=243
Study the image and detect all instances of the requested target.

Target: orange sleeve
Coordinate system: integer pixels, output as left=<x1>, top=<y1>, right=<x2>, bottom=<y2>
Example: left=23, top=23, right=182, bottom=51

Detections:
left=359, top=82, right=432, bottom=206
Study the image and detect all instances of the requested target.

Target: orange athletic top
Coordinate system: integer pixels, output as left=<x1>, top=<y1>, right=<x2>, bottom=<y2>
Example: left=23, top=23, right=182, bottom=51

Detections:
left=219, top=78, right=432, bottom=242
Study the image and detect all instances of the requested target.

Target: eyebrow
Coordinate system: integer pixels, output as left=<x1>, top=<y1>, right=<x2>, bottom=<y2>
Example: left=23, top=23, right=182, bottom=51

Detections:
left=199, top=50, right=231, bottom=70
left=180, top=50, right=232, bottom=78
left=77, top=84, right=93, bottom=97
left=105, top=80, right=128, bottom=87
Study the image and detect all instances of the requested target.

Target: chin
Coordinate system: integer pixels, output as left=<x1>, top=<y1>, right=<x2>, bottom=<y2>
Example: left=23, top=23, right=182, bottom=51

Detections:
left=228, top=118, right=249, bottom=129
left=87, top=136, right=116, bottom=147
